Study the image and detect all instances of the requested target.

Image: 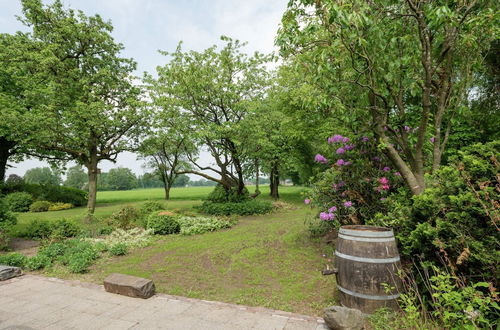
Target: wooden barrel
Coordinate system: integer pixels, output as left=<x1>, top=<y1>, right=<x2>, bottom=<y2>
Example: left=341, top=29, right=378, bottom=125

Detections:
left=335, top=225, right=402, bottom=313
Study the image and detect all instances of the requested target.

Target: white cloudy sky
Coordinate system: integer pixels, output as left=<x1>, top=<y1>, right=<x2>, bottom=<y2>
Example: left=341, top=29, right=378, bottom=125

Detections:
left=1, top=0, right=287, bottom=178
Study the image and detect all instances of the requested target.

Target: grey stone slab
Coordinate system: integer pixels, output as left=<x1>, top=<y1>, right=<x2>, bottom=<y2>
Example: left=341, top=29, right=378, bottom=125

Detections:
left=0, top=266, right=22, bottom=281
left=104, top=273, right=155, bottom=299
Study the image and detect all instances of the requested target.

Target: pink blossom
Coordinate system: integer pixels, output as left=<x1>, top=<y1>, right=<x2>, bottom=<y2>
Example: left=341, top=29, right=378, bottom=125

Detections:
left=328, top=206, right=337, bottom=213
left=430, top=136, right=435, bottom=143
left=344, top=161, right=352, bottom=166
left=382, top=184, right=390, bottom=190
left=329, top=135, right=344, bottom=143
left=336, top=147, right=346, bottom=154
left=320, top=212, right=335, bottom=221
left=342, top=137, right=350, bottom=143
left=404, top=126, right=410, bottom=132
left=383, top=166, right=390, bottom=172
left=304, top=199, right=311, bottom=205
left=379, top=177, right=389, bottom=185
left=344, top=201, right=353, bottom=208
left=380, top=197, right=387, bottom=201
left=336, top=159, right=345, bottom=166
left=394, top=172, right=401, bottom=176
left=315, top=154, right=328, bottom=164
left=344, top=144, right=355, bottom=151
left=361, top=136, right=369, bottom=142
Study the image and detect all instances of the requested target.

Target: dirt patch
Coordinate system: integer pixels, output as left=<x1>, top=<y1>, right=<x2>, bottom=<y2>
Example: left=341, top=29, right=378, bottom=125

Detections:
left=8, top=238, right=40, bottom=257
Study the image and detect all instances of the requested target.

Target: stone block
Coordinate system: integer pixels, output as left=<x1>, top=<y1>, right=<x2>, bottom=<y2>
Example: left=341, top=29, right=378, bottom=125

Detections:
left=0, top=265, right=22, bottom=281
left=103, top=273, right=155, bottom=299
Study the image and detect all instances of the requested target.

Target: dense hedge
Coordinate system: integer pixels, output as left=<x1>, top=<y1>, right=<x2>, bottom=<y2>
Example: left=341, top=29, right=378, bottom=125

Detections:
left=1, top=183, right=87, bottom=206
left=200, top=200, right=273, bottom=216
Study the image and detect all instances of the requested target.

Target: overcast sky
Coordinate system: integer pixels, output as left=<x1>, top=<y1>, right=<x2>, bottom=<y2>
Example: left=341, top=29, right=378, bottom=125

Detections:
left=1, top=0, right=287, bottom=178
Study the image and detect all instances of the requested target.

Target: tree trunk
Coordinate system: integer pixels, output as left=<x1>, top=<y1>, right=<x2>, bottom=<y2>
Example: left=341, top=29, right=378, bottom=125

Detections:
left=164, top=185, right=170, bottom=200
left=86, top=155, right=99, bottom=215
left=269, top=163, right=279, bottom=199
left=255, top=159, right=260, bottom=195
left=0, top=137, right=15, bottom=183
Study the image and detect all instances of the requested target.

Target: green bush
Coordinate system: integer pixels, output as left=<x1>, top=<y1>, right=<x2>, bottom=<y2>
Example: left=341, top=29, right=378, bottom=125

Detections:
left=0, top=252, right=27, bottom=267
left=38, top=241, right=68, bottom=260
left=109, top=242, right=128, bottom=256
left=29, top=200, right=52, bottom=212
left=177, top=216, right=234, bottom=235
left=59, top=240, right=99, bottom=273
left=200, top=200, right=273, bottom=216
left=50, top=218, right=81, bottom=238
left=140, top=200, right=164, bottom=215
left=25, top=254, right=52, bottom=270
left=48, top=202, right=74, bottom=211
left=22, top=219, right=53, bottom=239
left=107, top=205, right=140, bottom=229
left=0, top=183, right=87, bottom=206
left=4, top=192, right=33, bottom=212
left=146, top=213, right=180, bottom=235
left=369, top=141, right=500, bottom=283
left=0, top=199, right=17, bottom=250
left=20, top=218, right=80, bottom=240
left=206, top=184, right=250, bottom=203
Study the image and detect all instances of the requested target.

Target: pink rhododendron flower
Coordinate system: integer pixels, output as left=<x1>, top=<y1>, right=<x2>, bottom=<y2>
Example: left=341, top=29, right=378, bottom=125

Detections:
left=336, top=159, right=345, bottom=166
left=404, top=126, right=410, bottom=132
left=342, top=137, right=350, bottom=143
left=394, top=172, right=401, bottom=176
left=336, top=147, right=345, bottom=154
left=314, top=154, right=328, bottom=164
left=430, top=136, right=435, bottom=143
left=304, top=199, right=311, bottom=205
left=344, top=201, right=353, bottom=208
left=344, top=144, right=355, bottom=151
left=328, top=206, right=337, bottom=213
left=361, top=136, right=369, bottom=142
left=383, top=166, right=390, bottom=172
left=344, top=161, right=352, bottom=166
left=379, top=177, right=389, bottom=185
left=329, top=134, right=344, bottom=143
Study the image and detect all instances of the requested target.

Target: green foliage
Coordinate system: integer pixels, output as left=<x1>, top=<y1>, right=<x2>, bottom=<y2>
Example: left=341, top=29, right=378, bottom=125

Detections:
left=21, top=218, right=80, bottom=240
left=0, top=199, right=16, bottom=250
left=139, top=201, right=164, bottom=216
left=47, top=202, right=73, bottom=211
left=4, top=192, right=33, bottom=212
left=23, top=167, right=61, bottom=186
left=369, top=142, right=500, bottom=283
left=1, top=183, right=88, bottom=206
left=29, top=200, right=51, bottom=212
left=50, top=218, right=80, bottom=239
left=206, top=184, right=250, bottom=203
left=0, top=252, right=27, bottom=267
left=25, top=254, right=51, bottom=271
left=201, top=200, right=273, bottom=216
left=107, top=205, right=140, bottom=229
left=146, top=213, right=180, bottom=235
left=109, top=243, right=128, bottom=256
left=105, top=167, right=138, bottom=191
left=63, top=165, right=87, bottom=190
left=177, top=216, right=235, bottom=235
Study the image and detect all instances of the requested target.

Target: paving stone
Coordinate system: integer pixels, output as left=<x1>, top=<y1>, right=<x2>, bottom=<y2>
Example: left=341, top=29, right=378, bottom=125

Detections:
left=1, top=275, right=323, bottom=330
left=104, top=273, right=155, bottom=299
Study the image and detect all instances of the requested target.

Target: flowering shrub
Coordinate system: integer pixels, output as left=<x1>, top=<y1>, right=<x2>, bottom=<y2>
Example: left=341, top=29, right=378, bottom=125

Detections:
left=47, top=202, right=74, bottom=211
left=29, top=200, right=52, bottom=212
left=177, top=216, right=235, bottom=235
left=369, top=141, right=500, bottom=283
left=307, top=134, right=403, bottom=228
left=88, top=228, right=153, bottom=248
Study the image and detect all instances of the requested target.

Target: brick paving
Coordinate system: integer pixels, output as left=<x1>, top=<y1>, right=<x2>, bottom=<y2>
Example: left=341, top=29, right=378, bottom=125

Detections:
left=0, top=275, right=327, bottom=330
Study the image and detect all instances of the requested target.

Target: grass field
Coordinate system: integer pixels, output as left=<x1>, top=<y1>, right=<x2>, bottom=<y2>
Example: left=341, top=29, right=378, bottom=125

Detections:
left=12, top=185, right=337, bottom=316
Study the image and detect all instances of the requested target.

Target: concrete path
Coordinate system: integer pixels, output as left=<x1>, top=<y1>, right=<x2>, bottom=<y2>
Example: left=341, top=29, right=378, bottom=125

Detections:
left=0, top=275, right=327, bottom=330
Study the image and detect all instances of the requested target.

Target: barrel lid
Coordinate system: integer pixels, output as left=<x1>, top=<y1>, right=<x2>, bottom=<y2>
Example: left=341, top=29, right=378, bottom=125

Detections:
left=339, top=225, right=394, bottom=238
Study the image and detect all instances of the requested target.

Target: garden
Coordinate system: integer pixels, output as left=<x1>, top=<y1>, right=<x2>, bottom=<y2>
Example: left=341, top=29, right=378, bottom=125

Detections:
left=1, top=0, right=499, bottom=329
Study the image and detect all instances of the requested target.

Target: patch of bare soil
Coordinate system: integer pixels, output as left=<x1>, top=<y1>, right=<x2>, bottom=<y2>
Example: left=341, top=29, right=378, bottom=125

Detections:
left=8, top=238, right=40, bottom=257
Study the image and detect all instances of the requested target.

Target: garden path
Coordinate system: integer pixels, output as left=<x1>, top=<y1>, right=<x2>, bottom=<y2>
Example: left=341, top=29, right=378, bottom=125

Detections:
left=0, top=275, right=327, bottom=330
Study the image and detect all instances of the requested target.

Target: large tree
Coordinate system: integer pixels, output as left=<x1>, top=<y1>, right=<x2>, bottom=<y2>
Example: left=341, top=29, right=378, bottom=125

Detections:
left=148, top=37, right=271, bottom=197
left=277, top=0, right=498, bottom=194
left=13, top=0, right=144, bottom=213
left=24, top=167, right=61, bottom=186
